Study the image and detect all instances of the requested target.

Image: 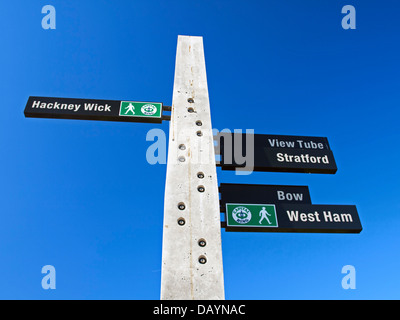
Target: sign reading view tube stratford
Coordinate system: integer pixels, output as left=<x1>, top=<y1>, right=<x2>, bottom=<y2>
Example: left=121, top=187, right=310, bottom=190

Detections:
left=225, top=203, right=362, bottom=234
left=24, top=96, right=163, bottom=123
left=216, top=133, right=337, bottom=174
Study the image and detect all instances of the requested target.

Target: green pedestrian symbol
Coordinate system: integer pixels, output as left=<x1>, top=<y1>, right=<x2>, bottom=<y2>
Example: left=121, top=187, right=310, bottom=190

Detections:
left=119, top=101, right=162, bottom=119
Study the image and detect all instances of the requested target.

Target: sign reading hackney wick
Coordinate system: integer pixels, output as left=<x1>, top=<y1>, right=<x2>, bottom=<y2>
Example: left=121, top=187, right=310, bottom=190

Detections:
left=217, top=132, right=337, bottom=174
left=24, top=96, right=163, bottom=123
left=220, top=183, right=362, bottom=233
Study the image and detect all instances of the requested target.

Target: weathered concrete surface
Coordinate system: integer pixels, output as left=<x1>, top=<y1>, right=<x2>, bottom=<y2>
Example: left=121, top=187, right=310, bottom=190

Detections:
left=160, top=36, right=225, bottom=300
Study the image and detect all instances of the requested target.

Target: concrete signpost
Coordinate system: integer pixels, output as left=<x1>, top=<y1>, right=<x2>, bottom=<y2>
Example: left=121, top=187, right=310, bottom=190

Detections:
left=160, top=36, right=224, bottom=300
left=24, top=35, right=362, bottom=300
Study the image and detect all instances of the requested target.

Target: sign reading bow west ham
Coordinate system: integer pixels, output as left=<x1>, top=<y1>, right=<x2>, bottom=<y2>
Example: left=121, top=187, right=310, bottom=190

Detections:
left=24, top=96, right=164, bottom=123
left=220, top=183, right=362, bottom=233
left=217, top=133, right=337, bottom=174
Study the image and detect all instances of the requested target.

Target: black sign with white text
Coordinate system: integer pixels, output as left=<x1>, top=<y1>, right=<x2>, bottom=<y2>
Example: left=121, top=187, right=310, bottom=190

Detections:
left=219, top=183, right=312, bottom=211
left=217, top=133, right=337, bottom=174
left=24, top=96, right=164, bottom=123
left=223, top=203, right=362, bottom=234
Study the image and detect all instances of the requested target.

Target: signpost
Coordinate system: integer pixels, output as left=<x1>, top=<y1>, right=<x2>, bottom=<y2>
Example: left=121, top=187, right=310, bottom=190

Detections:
left=217, top=132, right=337, bottom=174
left=160, top=36, right=224, bottom=300
left=24, top=96, right=164, bottom=123
left=24, top=35, right=362, bottom=300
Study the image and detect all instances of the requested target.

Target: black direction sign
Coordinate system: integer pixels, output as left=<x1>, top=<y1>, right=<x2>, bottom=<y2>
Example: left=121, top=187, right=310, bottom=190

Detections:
left=217, top=133, right=337, bottom=174
left=220, top=183, right=312, bottom=211
left=224, top=203, right=362, bottom=234
left=24, top=96, right=164, bottom=124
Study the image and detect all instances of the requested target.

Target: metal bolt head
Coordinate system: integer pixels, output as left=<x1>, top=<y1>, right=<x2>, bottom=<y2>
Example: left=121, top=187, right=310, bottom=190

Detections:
left=187, top=98, right=194, bottom=103
left=196, top=120, right=202, bottom=126
left=198, top=256, right=207, bottom=264
left=198, top=239, right=206, bottom=247
left=178, top=203, right=185, bottom=210
left=197, top=172, right=204, bottom=179
left=197, top=186, right=205, bottom=193
left=178, top=218, right=185, bottom=226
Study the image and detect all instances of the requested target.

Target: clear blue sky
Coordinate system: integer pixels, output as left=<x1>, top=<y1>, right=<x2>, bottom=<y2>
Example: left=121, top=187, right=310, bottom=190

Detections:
left=1, top=0, right=399, bottom=299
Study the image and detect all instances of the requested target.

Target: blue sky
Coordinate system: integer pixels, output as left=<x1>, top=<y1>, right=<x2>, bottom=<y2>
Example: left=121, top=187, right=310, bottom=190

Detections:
left=1, top=0, right=400, bottom=299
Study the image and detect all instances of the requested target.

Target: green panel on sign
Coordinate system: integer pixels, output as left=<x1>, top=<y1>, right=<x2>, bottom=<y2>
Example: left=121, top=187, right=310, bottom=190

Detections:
left=119, top=101, right=162, bottom=118
left=226, top=203, right=278, bottom=228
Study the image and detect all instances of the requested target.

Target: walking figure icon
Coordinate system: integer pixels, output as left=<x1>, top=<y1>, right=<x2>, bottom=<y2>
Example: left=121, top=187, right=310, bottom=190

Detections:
left=259, top=207, right=272, bottom=225
left=124, top=103, right=135, bottom=115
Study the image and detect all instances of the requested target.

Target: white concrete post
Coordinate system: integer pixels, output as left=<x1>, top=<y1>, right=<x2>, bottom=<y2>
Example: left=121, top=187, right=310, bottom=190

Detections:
left=160, top=35, right=225, bottom=300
